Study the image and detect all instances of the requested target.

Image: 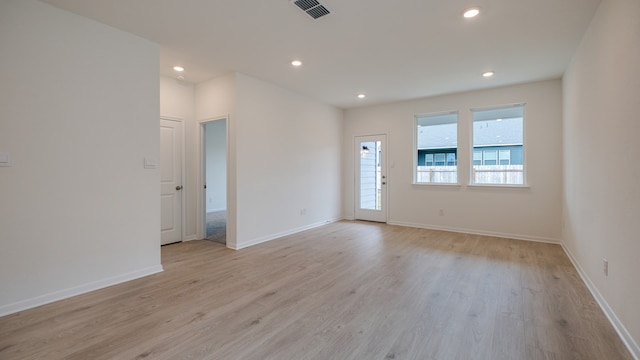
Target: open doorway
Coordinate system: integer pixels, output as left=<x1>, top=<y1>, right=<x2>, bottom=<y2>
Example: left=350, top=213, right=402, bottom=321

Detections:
left=202, top=119, right=227, bottom=244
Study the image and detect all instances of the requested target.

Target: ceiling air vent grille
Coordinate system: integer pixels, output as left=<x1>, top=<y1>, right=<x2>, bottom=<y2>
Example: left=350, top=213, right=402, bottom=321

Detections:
left=291, top=0, right=331, bottom=20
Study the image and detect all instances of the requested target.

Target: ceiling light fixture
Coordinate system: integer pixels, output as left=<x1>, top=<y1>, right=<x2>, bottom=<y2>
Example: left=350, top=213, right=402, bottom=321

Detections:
left=483, top=71, right=494, bottom=77
left=357, top=94, right=366, bottom=99
left=173, top=66, right=185, bottom=72
left=463, top=8, right=480, bottom=18
left=291, top=60, right=302, bottom=67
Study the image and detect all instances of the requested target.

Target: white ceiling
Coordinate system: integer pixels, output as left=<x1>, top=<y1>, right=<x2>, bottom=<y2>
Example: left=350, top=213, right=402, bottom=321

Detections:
left=39, top=0, right=601, bottom=109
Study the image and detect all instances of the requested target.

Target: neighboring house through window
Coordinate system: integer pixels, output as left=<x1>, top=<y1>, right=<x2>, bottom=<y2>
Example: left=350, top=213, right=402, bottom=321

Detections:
left=415, top=104, right=525, bottom=186
left=415, top=111, right=458, bottom=184
left=471, top=104, right=524, bottom=185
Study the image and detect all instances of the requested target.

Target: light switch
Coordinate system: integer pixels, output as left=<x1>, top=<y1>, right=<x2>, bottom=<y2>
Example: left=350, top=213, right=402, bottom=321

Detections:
left=144, top=157, right=158, bottom=169
left=0, top=152, right=11, bottom=167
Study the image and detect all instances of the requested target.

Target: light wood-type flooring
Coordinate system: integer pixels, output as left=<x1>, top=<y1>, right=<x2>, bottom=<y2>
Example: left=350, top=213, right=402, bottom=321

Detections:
left=0, top=221, right=633, bottom=359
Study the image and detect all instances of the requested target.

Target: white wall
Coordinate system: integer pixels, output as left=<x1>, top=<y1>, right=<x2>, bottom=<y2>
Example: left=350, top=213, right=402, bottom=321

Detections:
left=195, top=74, right=237, bottom=245
left=234, top=73, right=343, bottom=249
left=563, top=0, right=640, bottom=355
left=205, top=120, right=227, bottom=212
left=193, top=73, right=343, bottom=249
left=160, top=76, right=197, bottom=239
left=344, top=80, right=563, bottom=242
left=196, top=74, right=237, bottom=121
left=0, top=0, right=161, bottom=314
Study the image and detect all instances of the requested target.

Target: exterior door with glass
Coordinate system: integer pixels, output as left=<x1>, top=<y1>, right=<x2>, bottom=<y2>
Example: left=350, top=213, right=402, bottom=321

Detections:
left=354, top=135, right=387, bottom=222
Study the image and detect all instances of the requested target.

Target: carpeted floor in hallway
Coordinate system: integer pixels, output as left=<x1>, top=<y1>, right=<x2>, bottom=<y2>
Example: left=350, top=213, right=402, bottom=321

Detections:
left=206, top=210, right=226, bottom=245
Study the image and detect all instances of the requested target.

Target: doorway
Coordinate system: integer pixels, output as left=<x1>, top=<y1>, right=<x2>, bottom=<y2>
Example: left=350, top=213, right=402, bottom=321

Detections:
left=202, top=119, right=227, bottom=244
left=354, top=134, right=387, bottom=222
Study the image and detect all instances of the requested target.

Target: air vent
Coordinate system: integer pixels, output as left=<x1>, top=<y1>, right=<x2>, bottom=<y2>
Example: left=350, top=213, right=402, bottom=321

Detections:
left=291, top=0, right=331, bottom=20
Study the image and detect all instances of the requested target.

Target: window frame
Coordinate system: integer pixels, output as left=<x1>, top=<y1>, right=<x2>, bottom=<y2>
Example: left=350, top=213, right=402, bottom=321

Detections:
left=413, top=111, right=460, bottom=185
left=469, top=103, right=527, bottom=187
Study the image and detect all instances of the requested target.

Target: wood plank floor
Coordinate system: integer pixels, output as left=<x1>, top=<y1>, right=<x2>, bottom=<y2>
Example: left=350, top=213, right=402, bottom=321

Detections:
left=0, top=221, right=633, bottom=360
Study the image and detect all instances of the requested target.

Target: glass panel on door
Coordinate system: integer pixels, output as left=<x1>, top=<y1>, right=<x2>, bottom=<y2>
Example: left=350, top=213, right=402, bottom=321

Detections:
left=354, top=134, right=386, bottom=223
left=359, top=140, right=381, bottom=211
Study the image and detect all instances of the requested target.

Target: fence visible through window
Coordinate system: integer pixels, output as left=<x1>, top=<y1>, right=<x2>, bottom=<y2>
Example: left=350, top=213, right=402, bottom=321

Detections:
left=415, top=111, right=458, bottom=184
left=471, top=104, right=525, bottom=185
left=472, top=165, right=523, bottom=184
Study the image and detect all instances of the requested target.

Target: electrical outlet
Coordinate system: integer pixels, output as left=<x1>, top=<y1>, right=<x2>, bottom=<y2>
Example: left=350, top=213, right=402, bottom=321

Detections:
left=300, top=208, right=307, bottom=215
left=439, top=209, right=444, bottom=216
left=603, top=258, right=608, bottom=276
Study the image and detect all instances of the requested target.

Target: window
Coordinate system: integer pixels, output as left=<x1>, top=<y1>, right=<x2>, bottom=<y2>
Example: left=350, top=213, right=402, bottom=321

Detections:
left=499, top=150, right=511, bottom=165
left=415, top=111, right=458, bottom=184
left=446, top=153, right=456, bottom=166
left=471, top=104, right=524, bottom=185
left=473, top=151, right=482, bottom=166
left=426, top=152, right=457, bottom=167
left=483, top=150, right=497, bottom=165
left=425, top=154, right=434, bottom=166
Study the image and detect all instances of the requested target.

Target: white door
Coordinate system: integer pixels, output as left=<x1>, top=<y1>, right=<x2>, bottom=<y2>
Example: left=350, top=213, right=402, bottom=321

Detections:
left=160, top=118, right=183, bottom=245
left=354, top=135, right=387, bottom=222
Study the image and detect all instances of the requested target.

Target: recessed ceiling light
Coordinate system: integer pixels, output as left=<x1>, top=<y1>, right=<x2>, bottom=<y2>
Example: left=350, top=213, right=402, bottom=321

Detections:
left=483, top=71, right=494, bottom=77
left=291, top=60, right=302, bottom=67
left=357, top=94, right=366, bottom=99
left=463, top=8, right=480, bottom=18
left=173, top=66, right=185, bottom=72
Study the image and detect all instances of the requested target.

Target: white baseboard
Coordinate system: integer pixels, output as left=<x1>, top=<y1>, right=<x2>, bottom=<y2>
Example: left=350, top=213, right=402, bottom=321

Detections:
left=230, top=218, right=342, bottom=250
left=561, top=244, right=640, bottom=360
left=387, top=220, right=561, bottom=244
left=183, top=235, right=198, bottom=241
left=0, top=265, right=163, bottom=317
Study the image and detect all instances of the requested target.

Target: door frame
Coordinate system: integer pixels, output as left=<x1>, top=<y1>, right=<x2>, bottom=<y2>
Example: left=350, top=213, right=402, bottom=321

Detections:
left=197, top=115, right=230, bottom=241
left=160, top=116, right=186, bottom=244
left=354, top=133, right=388, bottom=223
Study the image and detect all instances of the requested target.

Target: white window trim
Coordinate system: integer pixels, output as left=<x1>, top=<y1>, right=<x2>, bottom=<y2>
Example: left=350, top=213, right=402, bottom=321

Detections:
left=469, top=103, right=527, bottom=187
left=413, top=110, right=459, bottom=185
left=467, top=183, right=531, bottom=190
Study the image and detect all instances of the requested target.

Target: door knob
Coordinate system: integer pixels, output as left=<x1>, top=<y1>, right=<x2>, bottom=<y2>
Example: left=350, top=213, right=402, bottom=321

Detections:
left=176, top=185, right=183, bottom=191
